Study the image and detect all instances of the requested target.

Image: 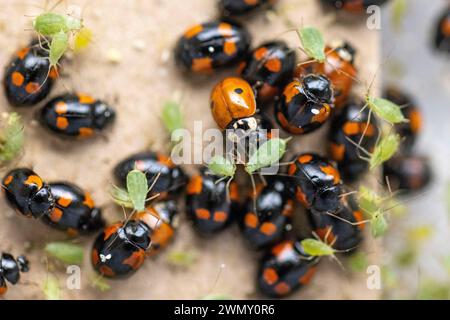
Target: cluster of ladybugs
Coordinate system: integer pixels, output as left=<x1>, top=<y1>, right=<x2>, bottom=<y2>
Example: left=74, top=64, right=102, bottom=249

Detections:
left=0, top=0, right=432, bottom=298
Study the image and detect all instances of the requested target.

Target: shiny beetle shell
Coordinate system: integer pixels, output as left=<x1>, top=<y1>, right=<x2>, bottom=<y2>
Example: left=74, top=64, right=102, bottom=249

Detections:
left=287, top=153, right=343, bottom=214
left=383, top=155, right=432, bottom=193
left=275, top=74, right=333, bottom=135
left=0, top=253, right=29, bottom=296
left=239, top=41, right=296, bottom=102
left=435, top=7, right=450, bottom=53
left=294, top=42, right=357, bottom=108
left=3, top=42, right=58, bottom=107
left=41, top=182, right=105, bottom=236
left=324, top=0, right=389, bottom=14
left=39, top=93, right=116, bottom=138
left=186, top=169, right=240, bottom=235
left=258, top=240, right=318, bottom=297
left=2, top=168, right=55, bottom=219
left=240, top=177, right=294, bottom=250
left=219, top=0, right=277, bottom=16
left=114, top=151, right=186, bottom=199
left=175, top=20, right=251, bottom=74
left=328, top=99, right=379, bottom=182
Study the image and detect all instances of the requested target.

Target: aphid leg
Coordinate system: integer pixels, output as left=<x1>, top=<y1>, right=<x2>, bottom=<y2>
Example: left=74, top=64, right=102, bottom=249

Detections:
left=339, top=190, right=359, bottom=198
left=344, top=135, right=372, bottom=161
left=214, top=176, right=228, bottom=185
left=323, top=211, right=370, bottom=227
left=146, top=172, right=161, bottom=195
left=225, top=177, right=234, bottom=203
left=258, top=173, right=267, bottom=186
left=357, top=108, right=373, bottom=148
left=249, top=173, right=258, bottom=213
left=206, top=263, right=226, bottom=296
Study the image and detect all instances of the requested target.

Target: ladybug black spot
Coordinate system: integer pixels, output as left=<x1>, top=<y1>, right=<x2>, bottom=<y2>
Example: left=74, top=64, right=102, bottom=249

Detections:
left=234, top=88, right=244, bottom=94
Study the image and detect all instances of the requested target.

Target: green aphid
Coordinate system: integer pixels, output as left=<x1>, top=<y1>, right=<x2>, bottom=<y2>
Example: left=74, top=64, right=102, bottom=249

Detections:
left=297, top=26, right=326, bottom=62
left=90, top=275, right=111, bottom=292
left=48, top=30, right=69, bottom=69
left=208, top=155, right=236, bottom=178
left=126, top=169, right=149, bottom=212
left=161, top=100, right=184, bottom=136
left=358, top=186, right=390, bottom=238
left=45, top=242, right=84, bottom=265
left=0, top=112, right=24, bottom=165
left=110, top=185, right=134, bottom=209
left=370, top=211, right=388, bottom=238
left=301, top=238, right=335, bottom=257
left=245, top=138, right=289, bottom=174
left=365, top=96, right=408, bottom=124
left=42, top=275, right=60, bottom=300
left=33, top=12, right=82, bottom=37
left=391, top=0, right=408, bottom=30
left=369, top=133, right=401, bottom=170
left=166, top=250, right=197, bottom=268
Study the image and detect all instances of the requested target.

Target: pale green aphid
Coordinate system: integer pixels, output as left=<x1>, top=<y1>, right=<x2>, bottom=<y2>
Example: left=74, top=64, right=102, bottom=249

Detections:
left=33, top=12, right=82, bottom=36
left=49, top=30, right=68, bottom=68
left=245, top=138, right=290, bottom=174
left=42, top=275, right=60, bottom=300
left=161, top=100, right=184, bottom=136
left=126, top=169, right=149, bottom=212
left=301, top=238, right=335, bottom=257
left=45, top=242, right=84, bottom=264
left=91, top=275, right=111, bottom=292
left=365, top=96, right=408, bottom=124
left=369, top=133, right=401, bottom=169
left=166, top=250, right=197, bottom=268
left=0, top=112, right=24, bottom=165
left=110, top=185, right=134, bottom=209
left=358, top=186, right=389, bottom=238
left=297, top=26, right=326, bottom=63
left=370, top=211, right=388, bottom=238
left=208, top=155, right=236, bottom=178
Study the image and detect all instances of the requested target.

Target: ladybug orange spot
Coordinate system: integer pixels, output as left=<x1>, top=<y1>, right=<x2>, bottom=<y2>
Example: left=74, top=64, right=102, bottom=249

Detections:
left=16, top=47, right=30, bottom=60
left=11, top=71, right=25, bottom=87
left=237, top=61, right=246, bottom=74
left=83, top=192, right=95, bottom=209
left=320, top=165, right=341, bottom=184
left=442, top=17, right=450, bottom=37
left=25, top=175, right=43, bottom=189
left=3, top=175, right=13, bottom=186
left=244, top=213, right=258, bottom=228
left=263, top=268, right=279, bottom=285
left=187, top=176, right=203, bottom=194
left=343, top=122, right=360, bottom=136
left=353, top=210, right=365, bottom=230
left=213, top=211, right=228, bottom=222
left=49, top=208, right=63, bottom=222
left=282, top=199, right=294, bottom=217
left=245, top=0, right=259, bottom=5
left=311, top=104, right=331, bottom=124
left=330, top=143, right=345, bottom=161
left=78, top=127, right=94, bottom=137
left=49, top=67, right=59, bottom=79
left=25, top=82, right=40, bottom=94
left=254, top=47, right=268, bottom=60
left=316, top=227, right=337, bottom=244
left=157, top=153, right=175, bottom=168
left=103, top=223, right=122, bottom=241
left=283, top=81, right=300, bottom=104
left=147, top=223, right=174, bottom=256
left=274, top=282, right=290, bottom=295
left=277, top=111, right=304, bottom=134
left=260, top=222, right=277, bottom=236
left=409, top=110, right=422, bottom=134
left=56, top=116, right=69, bottom=130
left=229, top=182, right=240, bottom=201
left=78, top=94, right=95, bottom=104
left=298, top=154, right=313, bottom=164
left=55, top=101, right=68, bottom=114
left=195, top=208, right=211, bottom=220
left=184, top=24, right=203, bottom=39
left=299, top=267, right=317, bottom=285
left=218, top=23, right=233, bottom=37
left=122, top=250, right=145, bottom=270
left=265, top=58, right=282, bottom=73
left=295, top=186, right=309, bottom=207
left=192, top=57, right=213, bottom=73
left=67, top=228, right=78, bottom=237
left=91, top=248, right=99, bottom=265
left=223, top=40, right=237, bottom=56
left=271, top=240, right=292, bottom=256
left=0, top=285, right=8, bottom=296
left=57, top=196, right=72, bottom=208
left=287, top=163, right=297, bottom=176
left=99, top=265, right=115, bottom=277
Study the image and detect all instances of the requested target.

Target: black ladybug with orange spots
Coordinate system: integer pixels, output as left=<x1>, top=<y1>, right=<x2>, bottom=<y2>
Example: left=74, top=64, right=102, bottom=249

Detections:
left=91, top=209, right=159, bottom=278
left=114, top=151, right=186, bottom=200
left=175, top=20, right=251, bottom=74
left=219, top=0, right=277, bottom=16
left=39, top=93, right=115, bottom=138
left=328, top=99, right=379, bottom=182
left=239, top=177, right=294, bottom=250
left=307, top=191, right=363, bottom=252
left=186, top=168, right=239, bottom=235
left=258, top=239, right=318, bottom=297
left=287, top=153, right=343, bottom=214
left=324, top=0, right=389, bottom=14
left=275, top=74, right=334, bottom=135
left=239, top=41, right=296, bottom=103
left=40, top=182, right=105, bottom=236
left=0, top=253, right=29, bottom=296
left=3, top=41, right=58, bottom=107
left=2, top=168, right=55, bottom=219
left=434, top=6, right=450, bottom=53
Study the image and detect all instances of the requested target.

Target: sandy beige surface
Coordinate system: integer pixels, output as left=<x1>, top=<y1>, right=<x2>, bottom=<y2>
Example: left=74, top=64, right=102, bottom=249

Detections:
left=0, top=0, right=382, bottom=299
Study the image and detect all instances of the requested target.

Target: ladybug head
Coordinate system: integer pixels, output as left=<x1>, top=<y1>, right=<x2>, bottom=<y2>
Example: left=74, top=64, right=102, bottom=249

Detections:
left=226, top=116, right=258, bottom=142
left=314, top=185, right=342, bottom=214
left=302, top=74, right=333, bottom=104
left=93, top=102, right=116, bottom=130
left=80, top=208, right=105, bottom=233
left=0, top=253, right=27, bottom=285
left=121, top=220, right=152, bottom=251
left=29, top=184, right=55, bottom=219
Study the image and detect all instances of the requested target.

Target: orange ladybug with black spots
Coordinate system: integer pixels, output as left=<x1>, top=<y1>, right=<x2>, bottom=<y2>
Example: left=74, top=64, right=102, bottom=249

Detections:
left=175, top=20, right=251, bottom=74
left=287, top=153, right=343, bottom=214
left=239, top=41, right=296, bottom=102
left=3, top=41, right=58, bottom=107
left=39, top=93, right=115, bottom=138
left=186, top=168, right=240, bottom=235
left=240, top=176, right=294, bottom=249
left=275, top=74, right=334, bottom=135
left=2, top=168, right=55, bottom=219
left=258, top=239, right=318, bottom=297
left=328, top=99, right=378, bottom=182
left=219, top=0, right=278, bottom=16
left=41, top=182, right=104, bottom=236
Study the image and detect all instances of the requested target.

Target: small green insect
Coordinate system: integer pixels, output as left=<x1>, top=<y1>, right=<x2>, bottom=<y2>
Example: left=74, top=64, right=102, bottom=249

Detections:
left=244, top=138, right=290, bottom=175
left=42, top=274, right=60, bottom=300
left=365, top=96, right=408, bottom=124
left=0, top=112, right=24, bottom=165
left=297, top=26, right=326, bottom=63
left=208, top=155, right=236, bottom=179
left=161, top=100, right=184, bottom=136
left=90, top=274, right=111, bottom=292
left=166, top=250, right=197, bottom=268
left=45, top=242, right=84, bottom=265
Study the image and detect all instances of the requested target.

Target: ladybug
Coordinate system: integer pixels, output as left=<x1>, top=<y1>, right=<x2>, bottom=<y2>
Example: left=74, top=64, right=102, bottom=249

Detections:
left=239, top=41, right=296, bottom=102
left=324, top=0, right=389, bottom=14
left=175, top=20, right=251, bottom=74
left=0, top=253, right=29, bottom=296
left=39, top=93, right=116, bottom=138
left=383, top=86, right=422, bottom=152
left=294, top=42, right=357, bottom=109
left=328, top=99, right=379, bottom=182
left=146, top=200, right=179, bottom=256
left=219, top=0, right=277, bottom=16
left=186, top=169, right=239, bottom=235
left=210, top=77, right=258, bottom=137
left=258, top=239, right=318, bottom=297
left=40, top=182, right=105, bottom=236
left=287, top=153, right=343, bottom=214
left=114, top=151, right=186, bottom=200
left=275, top=74, right=334, bottom=135
left=91, top=210, right=159, bottom=278
left=2, top=168, right=55, bottom=219
left=435, top=7, right=450, bottom=53
left=3, top=41, right=58, bottom=107
left=383, top=155, right=432, bottom=193
left=307, top=191, right=364, bottom=252
left=239, top=177, right=294, bottom=250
